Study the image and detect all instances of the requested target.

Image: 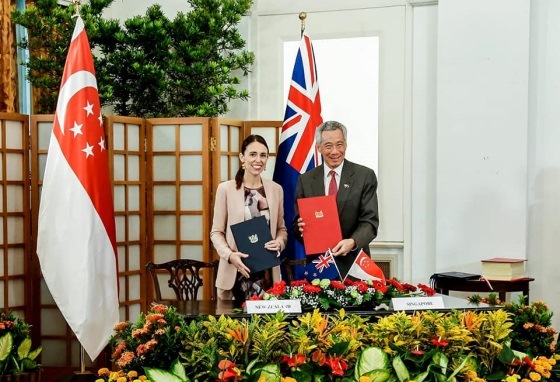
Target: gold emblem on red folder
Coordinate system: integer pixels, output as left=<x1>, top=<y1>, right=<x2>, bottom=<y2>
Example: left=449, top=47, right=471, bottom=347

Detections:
left=315, top=210, right=324, bottom=218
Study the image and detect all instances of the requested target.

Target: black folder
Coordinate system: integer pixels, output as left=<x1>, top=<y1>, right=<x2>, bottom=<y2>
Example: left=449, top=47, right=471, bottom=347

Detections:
left=230, top=215, right=281, bottom=273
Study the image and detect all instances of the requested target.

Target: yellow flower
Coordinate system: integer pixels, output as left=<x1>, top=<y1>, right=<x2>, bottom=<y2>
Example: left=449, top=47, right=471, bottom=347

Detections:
left=359, top=377, right=372, bottom=382
left=127, top=371, right=138, bottom=379
left=465, top=370, right=478, bottom=380
left=138, top=377, right=148, bottom=381
left=281, top=378, right=297, bottom=382
left=529, top=372, right=541, bottom=381
left=504, top=375, right=521, bottom=382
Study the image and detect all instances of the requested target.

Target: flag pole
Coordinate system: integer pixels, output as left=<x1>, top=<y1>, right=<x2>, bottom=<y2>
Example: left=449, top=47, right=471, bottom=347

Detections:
left=68, top=0, right=100, bottom=379
left=299, top=12, right=306, bottom=37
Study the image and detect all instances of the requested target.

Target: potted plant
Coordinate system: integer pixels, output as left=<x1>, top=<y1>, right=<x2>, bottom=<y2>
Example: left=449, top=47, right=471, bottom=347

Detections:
left=0, top=310, right=42, bottom=382
left=11, top=0, right=255, bottom=117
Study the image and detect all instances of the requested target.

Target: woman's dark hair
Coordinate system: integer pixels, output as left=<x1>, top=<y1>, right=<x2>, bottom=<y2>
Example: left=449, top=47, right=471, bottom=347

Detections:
left=235, top=134, right=269, bottom=189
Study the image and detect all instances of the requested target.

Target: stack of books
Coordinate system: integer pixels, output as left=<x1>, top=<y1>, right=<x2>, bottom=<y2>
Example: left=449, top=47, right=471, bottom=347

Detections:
left=481, top=257, right=526, bottom=280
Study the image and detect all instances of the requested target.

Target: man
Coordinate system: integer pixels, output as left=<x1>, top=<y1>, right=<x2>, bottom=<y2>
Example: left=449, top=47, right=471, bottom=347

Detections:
left=293, top=120, right=379, bottom=257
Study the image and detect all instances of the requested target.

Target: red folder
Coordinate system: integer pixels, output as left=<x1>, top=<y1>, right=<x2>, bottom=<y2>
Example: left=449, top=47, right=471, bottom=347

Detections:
left=297, top=195, right=342, bottom=255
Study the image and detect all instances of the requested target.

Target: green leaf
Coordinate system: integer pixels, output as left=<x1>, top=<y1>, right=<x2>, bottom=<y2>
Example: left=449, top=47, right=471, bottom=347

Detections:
left=17, top=338, right=32, bottom=359
left=355, top=347, right=389, bottom=380
left=0, top=333, right=13, bottom=362
left=144, top=367, right=185, bottom=382
left=392, top=355, right=410, bottom=382
left=416, top=370, right=430, bottom=382
left=169, top=359, right=187, bottom=381
left=327, top=341, right=350, bottom=356
left=27, top=346, right=42, bottom=361
left=364, top=369, right=391, bottom=382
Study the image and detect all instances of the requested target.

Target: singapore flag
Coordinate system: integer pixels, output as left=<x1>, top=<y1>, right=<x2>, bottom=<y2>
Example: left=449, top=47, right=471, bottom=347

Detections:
left=346, top=249, right=386, bottom=284
left=36, top=16, right=119, bottom=361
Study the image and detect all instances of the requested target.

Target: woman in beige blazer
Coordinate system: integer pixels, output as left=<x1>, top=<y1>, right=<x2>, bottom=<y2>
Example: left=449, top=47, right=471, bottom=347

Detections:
left=211, top=135, right=288, bottom=300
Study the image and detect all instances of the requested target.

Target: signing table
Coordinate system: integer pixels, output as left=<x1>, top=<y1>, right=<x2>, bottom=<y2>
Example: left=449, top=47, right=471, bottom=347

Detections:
left=433, top=277, right=534, bottom=302
left=161, top=295, right=495, bottom=319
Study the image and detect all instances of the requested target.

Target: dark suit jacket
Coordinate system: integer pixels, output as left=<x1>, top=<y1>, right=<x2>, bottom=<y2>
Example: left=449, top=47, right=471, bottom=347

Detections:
left=293, top=160, right=379, bottom=255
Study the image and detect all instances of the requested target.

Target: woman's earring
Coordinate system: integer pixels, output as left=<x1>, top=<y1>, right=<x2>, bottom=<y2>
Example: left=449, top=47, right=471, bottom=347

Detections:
left=241, top=162, right=245, bottom=170
left=263, top=165, right=267, bottom=171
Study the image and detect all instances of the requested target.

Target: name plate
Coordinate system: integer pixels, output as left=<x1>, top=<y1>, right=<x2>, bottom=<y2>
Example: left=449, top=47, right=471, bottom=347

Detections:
left=246, top=299, right=302, bottom=314
left=391, top=296, right=444, bottom=311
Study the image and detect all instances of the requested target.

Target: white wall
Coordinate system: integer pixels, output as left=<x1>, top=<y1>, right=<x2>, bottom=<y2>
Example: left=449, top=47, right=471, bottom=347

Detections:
left=436, top=0, right=530, bottom=272
left=410, top=3, right=438, bottom=284
left=527, top=0, right=560, bottom=332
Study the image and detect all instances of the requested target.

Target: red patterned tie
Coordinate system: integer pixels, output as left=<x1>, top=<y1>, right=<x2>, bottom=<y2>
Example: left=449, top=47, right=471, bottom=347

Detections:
left=328, top=170, right=337, bottom=196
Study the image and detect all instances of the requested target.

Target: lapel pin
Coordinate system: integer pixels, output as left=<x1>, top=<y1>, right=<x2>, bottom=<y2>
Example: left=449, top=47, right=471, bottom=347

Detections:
left=344, top=184, right=350, bottom=189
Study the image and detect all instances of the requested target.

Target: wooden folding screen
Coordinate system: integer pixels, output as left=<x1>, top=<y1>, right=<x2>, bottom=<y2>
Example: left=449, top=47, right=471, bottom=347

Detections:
left=0, top=113, right=30, bottom=317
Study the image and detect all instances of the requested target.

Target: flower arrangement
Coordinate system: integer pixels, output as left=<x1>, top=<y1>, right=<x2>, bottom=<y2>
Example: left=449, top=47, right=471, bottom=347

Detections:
left=261, top=278, right=436, bottom=311
left=108, top=304, right=187, bottom=372
left=0, top=309, right=42, bottom=375
left=100, top=303, right=560, bottom=382
left=503, top=296, right=557, bottom=358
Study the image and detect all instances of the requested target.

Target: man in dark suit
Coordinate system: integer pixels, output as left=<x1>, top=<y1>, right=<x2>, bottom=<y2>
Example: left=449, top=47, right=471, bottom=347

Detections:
left=293, top=120, right=379, bottom=257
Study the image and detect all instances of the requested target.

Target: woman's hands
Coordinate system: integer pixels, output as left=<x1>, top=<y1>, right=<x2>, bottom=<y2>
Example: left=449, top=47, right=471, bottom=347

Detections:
left=229, top=239, right=282, bottom=279
left=228, top=252, right=251, bottom=278
left=264, top=239, right=282, bottom=257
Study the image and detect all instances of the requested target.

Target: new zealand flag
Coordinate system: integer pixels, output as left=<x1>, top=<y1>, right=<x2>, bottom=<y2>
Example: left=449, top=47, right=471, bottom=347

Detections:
left=273, top=32, right=324, bottom=281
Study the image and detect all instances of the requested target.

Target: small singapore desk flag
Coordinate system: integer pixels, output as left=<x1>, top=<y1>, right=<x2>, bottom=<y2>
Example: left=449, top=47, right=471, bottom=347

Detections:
left=335, top=249, right=386, bottom=284
left=36, top=16, right=119, bottom=361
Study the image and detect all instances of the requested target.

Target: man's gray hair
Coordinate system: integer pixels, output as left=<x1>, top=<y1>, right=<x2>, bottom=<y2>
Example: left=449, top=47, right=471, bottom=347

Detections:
left=315, top=121, right=348, bottom=145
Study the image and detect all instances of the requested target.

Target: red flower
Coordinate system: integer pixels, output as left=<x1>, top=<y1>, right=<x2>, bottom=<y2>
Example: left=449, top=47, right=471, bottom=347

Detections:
left=218, top=360, right=236, bottom=370
left=311, top=350, right=327, bottom=366
left=302, top=284, right=322, bottom=294
left=217, top=368, right=242, bottom=381
left=267, top=281, right=286, bottom=295
left=410, top=346, right=425, bottom=356
left=325, top=355, right=348, bottom=377
left=509, top=358, right=523, bottom=367
left=217, top=360, right=242, bottom=381
left=354, top=281, right=369, bottom=293
left=373, top=281, right=388, bottom=293
left=248, top=295, right=262, bottom=301
left=523, top=356, right=535, bottom=369
left=330, top=280, right=345, bottom=290
left=401, top=283, right=417, bottom=293
left=290, top=279, right=310, bottom=287
left=431, top=337, right=449, bottom=347
left=387, top=278, right=404, bottom=291
left=281, top=354, right=306, bottom=367
left=418, top=283, right=436, bottom=296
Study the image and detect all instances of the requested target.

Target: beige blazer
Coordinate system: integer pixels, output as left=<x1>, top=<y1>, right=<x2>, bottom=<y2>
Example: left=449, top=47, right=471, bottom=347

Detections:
left=211, top=178, right=288, bottom=291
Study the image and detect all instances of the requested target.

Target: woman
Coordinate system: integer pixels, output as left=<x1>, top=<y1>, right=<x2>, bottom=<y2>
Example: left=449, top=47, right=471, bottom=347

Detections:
left=211, top=134, right=288, bottom=301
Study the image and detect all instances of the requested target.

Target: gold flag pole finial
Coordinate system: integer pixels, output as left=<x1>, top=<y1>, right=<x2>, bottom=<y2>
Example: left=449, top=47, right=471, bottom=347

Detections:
left=72, top=0, right=81, bottom=17
left=299, top=12, right=307, bottom=37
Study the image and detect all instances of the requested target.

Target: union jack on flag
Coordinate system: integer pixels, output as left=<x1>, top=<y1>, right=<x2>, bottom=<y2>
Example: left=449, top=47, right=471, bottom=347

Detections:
left=313, top=252, right=335, bottom=273
left=273, top=32, right=324, bottom=281
left=303, top=250, right=339, bottom=280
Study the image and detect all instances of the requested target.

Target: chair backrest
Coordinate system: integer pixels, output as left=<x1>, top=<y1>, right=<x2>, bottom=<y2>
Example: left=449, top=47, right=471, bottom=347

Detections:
left=281, top=257, right=307, bottom=283
left=146, top=259, right=218, bottom=301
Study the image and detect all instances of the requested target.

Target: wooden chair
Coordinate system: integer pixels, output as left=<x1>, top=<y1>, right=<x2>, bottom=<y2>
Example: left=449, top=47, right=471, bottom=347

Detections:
left=281, top=257, right=307, bottom=283
left=146, top=259, right=218, bottom=301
